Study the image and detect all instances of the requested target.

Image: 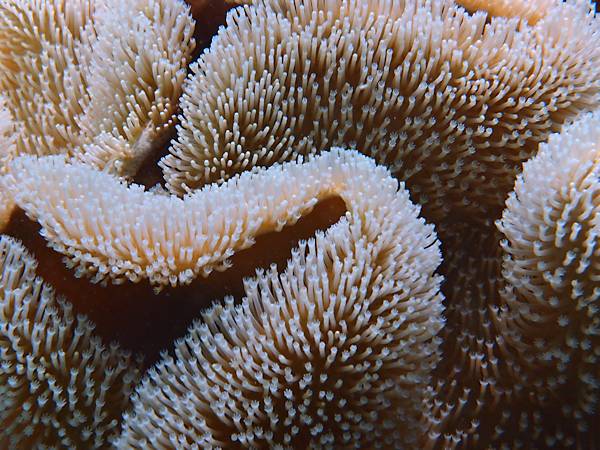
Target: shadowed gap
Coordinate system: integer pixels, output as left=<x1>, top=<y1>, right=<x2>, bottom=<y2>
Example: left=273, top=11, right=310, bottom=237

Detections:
left=4, top=196, right=346, bottom=368
left=186, top=0, right=239, bottom=60
left=131, top=126, right=177, bottom=188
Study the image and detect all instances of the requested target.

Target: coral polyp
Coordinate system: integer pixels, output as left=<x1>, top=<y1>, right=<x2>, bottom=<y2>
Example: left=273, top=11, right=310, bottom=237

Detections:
left=0, top=236, right=142, bottom=449
left=495, top=110, right=600, bottom=447
left=117, top=150, right=444, bottom=449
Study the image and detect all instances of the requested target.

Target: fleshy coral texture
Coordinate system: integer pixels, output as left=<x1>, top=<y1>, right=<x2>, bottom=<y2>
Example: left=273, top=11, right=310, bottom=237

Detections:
left=0, top=94, right=15, bottom=229
left=422, top=223, right=506, bottom=449
left=0, top=235, right=142, bottom=448
left=160, top=0, right=600, bottom=224
left=75, top=0, right=196, bottom=177
left=0, top=0, right=196, bottom=235
left=422, top=110, right=600, bottom=449
left=0, top=0, right=96, bottom=160
left=0, top=0, right=598, bottom=448
left=117, top=149, right=444, bottom=449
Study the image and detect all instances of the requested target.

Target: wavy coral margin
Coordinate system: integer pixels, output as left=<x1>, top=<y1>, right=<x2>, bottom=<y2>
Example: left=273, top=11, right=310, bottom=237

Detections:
left=4, top=149, right=430, bottom=292
left=456, top=0, right=552, bottom=23
left=494, top=109, right=600, bottom=447
left=160, top=0, right=600, bottom=224
left=0, top=0, right=196, bottom=178
left=424, top=110, right=600, bottom=449
left=75, top=0, right=196, bottom=177
left=0, top=0, right=196, bottom=233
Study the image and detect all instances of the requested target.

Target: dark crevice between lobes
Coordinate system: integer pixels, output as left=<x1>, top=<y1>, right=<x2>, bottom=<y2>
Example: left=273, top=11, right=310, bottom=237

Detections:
left=131, top=125, right=177, bottom=188
left=4, top=196, right=347, bottom=368
left=185, top=0, right=239, bottom=62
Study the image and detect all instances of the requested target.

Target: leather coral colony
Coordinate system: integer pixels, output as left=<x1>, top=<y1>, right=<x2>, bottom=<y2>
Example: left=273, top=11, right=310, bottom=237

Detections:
left=496, top=110, right=600, bottom=448
left=0, top=0, right=599, bottom=449
left=422, top=114, right=600, bottom=449
left=0, top=0, right=195, bottom=176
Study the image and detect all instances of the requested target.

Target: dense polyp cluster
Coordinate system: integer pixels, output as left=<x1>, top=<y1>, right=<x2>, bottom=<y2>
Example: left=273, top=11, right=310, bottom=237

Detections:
left=0, top=0, right=599, bottom=448
left=422, top=223, right=508, bottom=449
left=0, top=0, right=96, bottom=160
left=0, top=236, right=142, bottom=448
left=0, top=0, right=195, bottom=178
left=495, top=110, right=600, bottom=448
left=0, top=94, right=15, bottom=228
left=3, top=150, right=412, bottom=290
left=161, top=0, right=600, bottom=224
left=422, top=110, right=600, bottom=449
left=75, top=0, right=195, bottom=176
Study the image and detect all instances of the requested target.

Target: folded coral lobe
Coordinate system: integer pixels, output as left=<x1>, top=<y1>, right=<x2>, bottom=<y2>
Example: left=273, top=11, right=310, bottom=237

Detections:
left=76, top=0, right=196, bottom=177
left=117, top=149, right=444, bottom=448
left=494, top=110, right=600, bottom=448
left=161, top=0, right=600, bottom=223
left=0, top=236, right=142, bottom=449
left=4, top=149, right=434, bottom=294
left=0, top=0, right=96, bottom=159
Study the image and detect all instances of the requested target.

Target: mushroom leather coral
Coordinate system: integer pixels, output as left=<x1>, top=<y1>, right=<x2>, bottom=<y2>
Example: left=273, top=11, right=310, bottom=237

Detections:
left=117, top=149, right=444, bottom=449
left=0, top=0, right=599, bottom=448
left=160, top=0, right=600, bottom=224
left=421, top=111, right=600, bottom=449
left=0, top=235, right=142, bottom=449
left=0, top=0, right=96, bottom=161
left=420, top=224, right=553, bottom=449
left=75, top=0, right=195, bottom=177
left=0, top=0, right=196, bottom=235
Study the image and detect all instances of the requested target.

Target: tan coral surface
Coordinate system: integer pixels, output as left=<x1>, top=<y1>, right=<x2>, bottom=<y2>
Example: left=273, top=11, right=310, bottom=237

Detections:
left=0, top=0, right=97, bottom=160
left=75, top=0, right=196, bottom=176
left=456, top=0, right=552, bottom=24
left=4, top=149, right=432, bottom=290
left=0, top=0, right=599, bottom=448
left=495, top=109, right=600, bottom=446
left=0, top=94, right=15, bottom=229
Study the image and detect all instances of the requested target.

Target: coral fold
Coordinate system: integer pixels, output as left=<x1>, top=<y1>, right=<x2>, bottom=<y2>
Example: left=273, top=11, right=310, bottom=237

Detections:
left=161, top=0, right=600, bottom=223
left=117, top=149, right=444, bottom=448
left=5, top=149, right=422, bottom=291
